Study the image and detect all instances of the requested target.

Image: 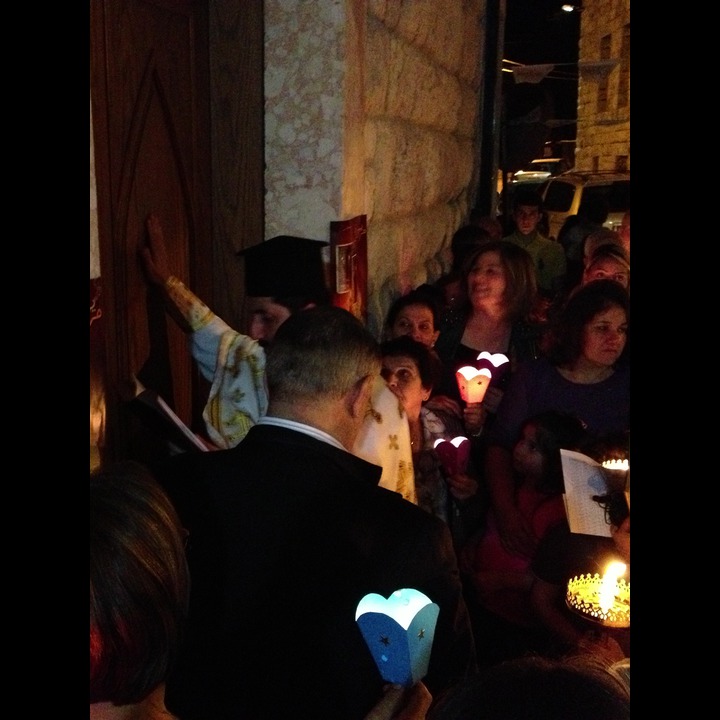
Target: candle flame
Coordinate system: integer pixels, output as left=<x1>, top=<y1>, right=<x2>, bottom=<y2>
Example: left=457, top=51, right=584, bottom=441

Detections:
left=598, top=561, right=626, bottom=614
left=601, top=458, right=629, bottom=471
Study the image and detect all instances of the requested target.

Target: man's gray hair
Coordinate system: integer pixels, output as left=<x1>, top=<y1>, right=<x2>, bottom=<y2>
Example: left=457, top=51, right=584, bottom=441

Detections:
left=266, top=306, right=381, bottom=401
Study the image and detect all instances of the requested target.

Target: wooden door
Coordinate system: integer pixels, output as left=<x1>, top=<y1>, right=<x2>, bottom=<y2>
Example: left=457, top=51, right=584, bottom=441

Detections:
left=90, top=0, right=213, bottom=466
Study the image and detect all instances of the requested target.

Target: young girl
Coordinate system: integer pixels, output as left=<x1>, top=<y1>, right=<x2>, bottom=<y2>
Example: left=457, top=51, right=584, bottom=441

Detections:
left=459, top=409, right=587, bottom=667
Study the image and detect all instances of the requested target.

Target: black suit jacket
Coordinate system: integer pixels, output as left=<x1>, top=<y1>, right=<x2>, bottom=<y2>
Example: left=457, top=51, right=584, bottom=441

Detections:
left=155, top=424, right=477, bottom=720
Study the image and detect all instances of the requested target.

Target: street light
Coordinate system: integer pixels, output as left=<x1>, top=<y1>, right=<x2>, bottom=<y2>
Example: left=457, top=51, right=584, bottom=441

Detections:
left=561, top=4, right=582, bottom=11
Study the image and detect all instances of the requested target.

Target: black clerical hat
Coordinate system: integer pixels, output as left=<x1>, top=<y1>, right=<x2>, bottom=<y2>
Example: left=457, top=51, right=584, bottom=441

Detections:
left=237, top=235, right=329, bottom=298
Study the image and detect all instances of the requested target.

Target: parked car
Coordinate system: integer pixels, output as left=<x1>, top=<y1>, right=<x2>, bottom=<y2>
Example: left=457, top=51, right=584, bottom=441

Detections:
left=511, top=158, right=570, bottom=185
left=541, top=170, right=630, bottom=240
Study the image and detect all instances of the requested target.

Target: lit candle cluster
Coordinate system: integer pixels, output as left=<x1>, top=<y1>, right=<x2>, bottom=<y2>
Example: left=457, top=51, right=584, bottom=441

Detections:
left=566, top=561, right=630, bottom=628
left=602, top=459, right=629, bottom=471
left=601, top=457, right=630, bottom=494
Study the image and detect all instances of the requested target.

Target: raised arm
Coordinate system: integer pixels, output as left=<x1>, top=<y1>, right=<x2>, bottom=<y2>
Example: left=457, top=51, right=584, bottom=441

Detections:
left=140, top=214, right=218, bottom=337
left=141, top=214, right=173, bottom=287
left=139, top=214, right=268, bottom=449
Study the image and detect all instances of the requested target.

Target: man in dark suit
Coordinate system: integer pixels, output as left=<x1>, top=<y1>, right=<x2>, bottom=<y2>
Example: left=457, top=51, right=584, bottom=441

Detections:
left=154, top=306, right=477, bottom=720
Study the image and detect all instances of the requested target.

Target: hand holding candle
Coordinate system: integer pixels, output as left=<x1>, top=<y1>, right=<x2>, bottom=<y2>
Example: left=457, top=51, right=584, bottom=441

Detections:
left=433, top=437, right=471, bottom=476
left=455, top=366, right=492, bottom=404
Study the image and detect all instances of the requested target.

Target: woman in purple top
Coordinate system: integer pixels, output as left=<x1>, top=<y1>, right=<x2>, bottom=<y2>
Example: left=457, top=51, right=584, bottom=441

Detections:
left=484, top=279, right=630, bottom=559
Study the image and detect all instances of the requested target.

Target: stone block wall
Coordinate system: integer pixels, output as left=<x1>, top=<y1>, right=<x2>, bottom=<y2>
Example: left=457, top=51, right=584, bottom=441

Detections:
left=264, top=0, right=488, bottom=337
left=575, top=0, right=630, bottom=173
left=364, top=0, right=485, bottom=336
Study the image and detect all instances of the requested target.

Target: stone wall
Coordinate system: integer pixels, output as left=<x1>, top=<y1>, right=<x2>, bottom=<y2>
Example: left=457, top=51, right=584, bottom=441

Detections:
left=364, top=0, right=485, bottom=336
left=575, top=0, right=630, bottom=172
left=264, top=0, right=488, bottom=337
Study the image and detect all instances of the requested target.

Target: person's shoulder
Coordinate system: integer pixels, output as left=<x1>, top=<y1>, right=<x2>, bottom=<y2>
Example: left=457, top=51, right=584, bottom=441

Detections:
left=153, top=444, right=239, bottom=488
left=374, top=484, right=449, bottom=532
left=423, top=397, right=462, bottom=425
left=539, top=233, right=563, bottom=251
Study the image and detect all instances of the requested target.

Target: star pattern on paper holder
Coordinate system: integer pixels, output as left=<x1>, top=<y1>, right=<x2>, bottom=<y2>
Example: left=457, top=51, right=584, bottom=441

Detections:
left=417, top=628, right=425, bottom=639
left=388, top=434, right=399, bottom=450
left=380, top=635, right=390, bottom=646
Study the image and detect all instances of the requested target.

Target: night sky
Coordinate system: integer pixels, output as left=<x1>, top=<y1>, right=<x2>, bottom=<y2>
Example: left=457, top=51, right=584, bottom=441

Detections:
left=504, top=0, right=581, bottom=65
left=501, top=0, right=581, bottom=167
left=504, top=0, right=580, bottom=119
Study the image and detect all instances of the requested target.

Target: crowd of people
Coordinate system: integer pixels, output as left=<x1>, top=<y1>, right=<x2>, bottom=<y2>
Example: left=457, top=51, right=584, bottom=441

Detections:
left=90, top=195, right=631, bottom=719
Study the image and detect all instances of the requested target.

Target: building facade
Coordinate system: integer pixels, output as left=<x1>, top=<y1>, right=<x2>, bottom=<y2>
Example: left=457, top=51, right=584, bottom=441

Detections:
left=574, top=0, right=630, bottom=172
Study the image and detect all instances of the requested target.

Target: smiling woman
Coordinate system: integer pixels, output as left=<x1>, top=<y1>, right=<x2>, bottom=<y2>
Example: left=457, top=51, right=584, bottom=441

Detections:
left=433, top=240, right=540, bottom=416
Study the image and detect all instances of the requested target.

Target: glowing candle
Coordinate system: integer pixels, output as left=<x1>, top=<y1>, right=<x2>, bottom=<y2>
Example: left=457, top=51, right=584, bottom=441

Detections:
left=475, top=351, right=509, bottom=369
left=475, top=351, right=510, bottom=385
left=602, top=459, right=629, bottom=471
left=433, top=436, right=470, bottom=475
left=598, top=561, right=627, bottom=614
left=356, top=588, right=439, bottom=686
left=455, top=366, right=492, bottom=404
left=601, top=458, right=630, bottom=493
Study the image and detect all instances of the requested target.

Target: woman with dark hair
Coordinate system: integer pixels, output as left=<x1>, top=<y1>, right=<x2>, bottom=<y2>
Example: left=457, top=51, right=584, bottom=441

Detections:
left=90, top=460, right=190, bottom=719
left=430, top=224, right=496, bottom=326
left=382, top=287, right=442, bottom=348
left=433, top=240, right=542, bottom=438
left=483, top=279, right=630, bottom=559
left=381, top=335, right=484, bottom=550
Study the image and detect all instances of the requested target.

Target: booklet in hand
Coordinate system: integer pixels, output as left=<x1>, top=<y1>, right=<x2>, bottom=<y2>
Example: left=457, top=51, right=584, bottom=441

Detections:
left=560, top=449, right=614, bottom=537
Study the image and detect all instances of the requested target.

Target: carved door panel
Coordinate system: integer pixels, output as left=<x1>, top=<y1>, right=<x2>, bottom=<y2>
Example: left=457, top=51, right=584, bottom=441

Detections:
left=90, top=0, right=212, bottom=465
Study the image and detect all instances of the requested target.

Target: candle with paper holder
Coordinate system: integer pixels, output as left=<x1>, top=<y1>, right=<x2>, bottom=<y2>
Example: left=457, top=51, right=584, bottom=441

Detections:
left=475, top=351, right=510, bottom=385
left=355, top=588, right=439, bottom=687
left=433, top=436, right=471, bottom=476
left=455, top=366, right=492, bottom=404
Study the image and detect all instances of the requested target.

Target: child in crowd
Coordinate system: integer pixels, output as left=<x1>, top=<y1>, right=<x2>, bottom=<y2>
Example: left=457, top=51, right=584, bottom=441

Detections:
left=459, top=409, right=587, bottom=667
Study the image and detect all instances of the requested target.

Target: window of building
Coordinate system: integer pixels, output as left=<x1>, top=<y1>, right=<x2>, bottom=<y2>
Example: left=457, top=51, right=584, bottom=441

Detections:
left=615, top=156, right=628, bottom=173
left=617, top=24, right=630, bottom=109
left=597, top=34, right=612, bottom=113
